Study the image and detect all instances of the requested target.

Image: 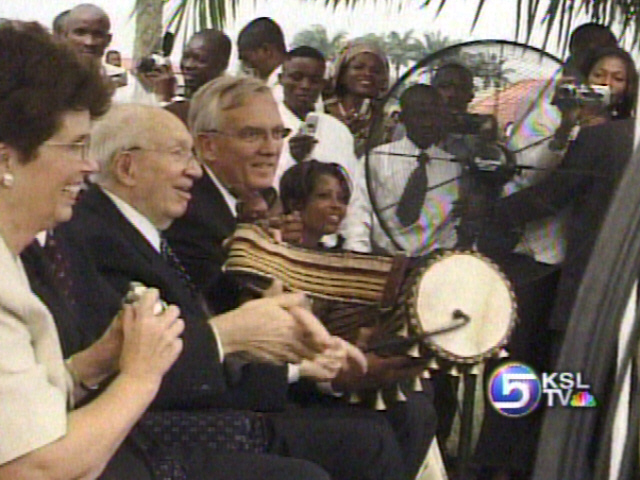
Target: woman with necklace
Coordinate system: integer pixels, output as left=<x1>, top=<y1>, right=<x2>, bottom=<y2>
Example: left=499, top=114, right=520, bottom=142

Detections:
left=324, top=41, right=390, bottom=157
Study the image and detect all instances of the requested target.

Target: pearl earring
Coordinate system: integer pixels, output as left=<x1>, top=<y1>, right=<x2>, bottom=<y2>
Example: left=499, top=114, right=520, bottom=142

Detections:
left=1, top=172, right=14, bottom=188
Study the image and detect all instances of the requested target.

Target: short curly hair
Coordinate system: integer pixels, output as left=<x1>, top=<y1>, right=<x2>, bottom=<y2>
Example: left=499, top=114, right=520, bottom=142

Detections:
left=0, top=21, right=111, bottom=161
left=279, top=160, right=352, bottom=214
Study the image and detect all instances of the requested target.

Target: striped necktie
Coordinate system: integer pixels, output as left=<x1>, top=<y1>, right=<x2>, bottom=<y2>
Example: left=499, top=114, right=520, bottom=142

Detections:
left=160, top=236, right=197, bottom=297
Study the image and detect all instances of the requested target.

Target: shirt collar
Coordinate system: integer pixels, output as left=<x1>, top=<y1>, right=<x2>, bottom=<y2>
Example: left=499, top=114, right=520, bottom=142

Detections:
left=399, top=136, right=450, bottom=159
left=101, top=187, right=162, bottom=252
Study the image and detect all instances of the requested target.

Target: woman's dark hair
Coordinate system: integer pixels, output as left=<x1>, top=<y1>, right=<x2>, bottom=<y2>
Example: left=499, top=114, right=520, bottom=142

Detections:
left=279, top=160, right=352, bottom=214
left=0, top=21, right=111, bottom=161
left=580, top=45, right=638, bottom=119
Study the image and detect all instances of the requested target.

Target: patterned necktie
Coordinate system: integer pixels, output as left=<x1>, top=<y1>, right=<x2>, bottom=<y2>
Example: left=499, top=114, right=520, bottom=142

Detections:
left=160, top=236, right=197, bottom=297
left=42, top=231, right=75, bottom=306
left=396, top=152, right=429, bottom=228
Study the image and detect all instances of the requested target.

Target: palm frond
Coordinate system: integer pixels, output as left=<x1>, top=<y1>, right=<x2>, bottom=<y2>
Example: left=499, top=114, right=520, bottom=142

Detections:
left=133, top=0, right=640, bottom=65
left=420, top=0, right=640, bottom=49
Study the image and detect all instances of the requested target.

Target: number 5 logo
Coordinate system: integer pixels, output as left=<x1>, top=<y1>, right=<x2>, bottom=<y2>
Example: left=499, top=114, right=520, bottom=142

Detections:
left=488, top=363, right=541, bottom=417
left=492, top=373, right=537, bottom=408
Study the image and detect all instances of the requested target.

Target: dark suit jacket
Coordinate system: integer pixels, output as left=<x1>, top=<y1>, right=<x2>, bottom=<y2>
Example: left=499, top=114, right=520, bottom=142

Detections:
left=494, top=119, right=634, bottom=331
left=165, top=172, right=240, bottom=312
left=58, top=184, right=288, bottom=411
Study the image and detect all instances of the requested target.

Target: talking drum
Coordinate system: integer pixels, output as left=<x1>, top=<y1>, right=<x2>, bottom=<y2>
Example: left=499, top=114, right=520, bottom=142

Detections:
left=224, top=225, right=517, bottom=366
left=403, top=250, right=517, bottom=366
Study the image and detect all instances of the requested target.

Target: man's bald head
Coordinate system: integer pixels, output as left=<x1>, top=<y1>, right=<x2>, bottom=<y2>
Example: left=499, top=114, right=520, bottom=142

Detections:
left=64, top=3, right=112, bottom=61
left=52, top=9, right=70, bottom=38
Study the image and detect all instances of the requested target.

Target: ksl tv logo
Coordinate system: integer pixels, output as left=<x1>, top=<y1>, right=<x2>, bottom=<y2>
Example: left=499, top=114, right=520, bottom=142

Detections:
left=487, top=362, right=597, bottom=417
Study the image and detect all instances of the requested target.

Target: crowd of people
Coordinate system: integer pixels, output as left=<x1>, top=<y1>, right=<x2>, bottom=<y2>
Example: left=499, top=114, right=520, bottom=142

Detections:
left=0, top=4, right=637, bottom=480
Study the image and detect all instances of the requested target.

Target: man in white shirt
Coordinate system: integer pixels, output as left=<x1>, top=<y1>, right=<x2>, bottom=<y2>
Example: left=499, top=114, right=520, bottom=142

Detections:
left=275, top=46, right=359, bottom=189
left=342, top=84, right=459, bottom=255
left=237, top=17, right=287, bottom=100
left=165, top=29, right=232, bottom=125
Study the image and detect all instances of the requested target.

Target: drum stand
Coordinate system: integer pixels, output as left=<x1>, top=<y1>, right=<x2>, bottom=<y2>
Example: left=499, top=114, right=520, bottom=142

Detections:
left=451, top=148, right=515, bottom=479
left=456, top=372, right=478, bottom=480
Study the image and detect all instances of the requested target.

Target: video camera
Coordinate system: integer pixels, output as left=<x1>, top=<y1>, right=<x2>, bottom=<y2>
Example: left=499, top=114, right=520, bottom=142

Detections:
left=552, top=83, right=611, bottom=109
left=445, top=112, right=513, bottom=178
left=450, top=113, right=498, bottom=141
left=136, top=32, right=174, bottom=74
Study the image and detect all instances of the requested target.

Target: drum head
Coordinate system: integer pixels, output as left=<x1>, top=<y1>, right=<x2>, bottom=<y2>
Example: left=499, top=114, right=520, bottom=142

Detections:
left=410, top=251, right=516, bottom=363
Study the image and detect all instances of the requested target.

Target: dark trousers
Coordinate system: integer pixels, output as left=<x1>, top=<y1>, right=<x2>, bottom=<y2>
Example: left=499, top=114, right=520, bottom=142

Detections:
left=474, top=259, right=560, bottom=475
left=383, top=381, right=438, bottom=479
left=100, top=404, right=409, bottom=480
left=286, top=381, right=437, bottom=480
left=268, top=405, right=409, bottom=480
left=100, top=437, right=330, bottom=480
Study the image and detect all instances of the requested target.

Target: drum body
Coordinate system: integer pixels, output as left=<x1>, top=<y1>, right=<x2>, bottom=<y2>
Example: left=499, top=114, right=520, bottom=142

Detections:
left=404, top=250, right=517, bottom=365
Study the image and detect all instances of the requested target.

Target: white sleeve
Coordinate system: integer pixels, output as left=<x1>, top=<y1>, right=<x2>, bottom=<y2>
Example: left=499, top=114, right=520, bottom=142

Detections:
left=341, top=159, right=373, bottom=253
left=0, top=311, right=67, bottom=465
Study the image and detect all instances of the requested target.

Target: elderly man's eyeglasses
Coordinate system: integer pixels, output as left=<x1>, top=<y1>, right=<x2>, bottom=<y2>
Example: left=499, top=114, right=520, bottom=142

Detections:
left=205, top=127, right=292, bottom=144
left=43, top=141, right=91, bottom=162
left=126, top=147, right=198, bottom=167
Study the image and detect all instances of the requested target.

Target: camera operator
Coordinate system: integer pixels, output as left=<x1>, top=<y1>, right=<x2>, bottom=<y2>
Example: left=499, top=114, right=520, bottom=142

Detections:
left=112, top=53, right=176, bottom=106
left=475, top=45, right=637, bottom=480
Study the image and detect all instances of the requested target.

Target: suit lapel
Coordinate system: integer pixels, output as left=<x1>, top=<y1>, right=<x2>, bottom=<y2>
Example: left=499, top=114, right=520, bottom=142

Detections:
left=192, top=173, right=237, bottom=239
left=82, top=185, right=159, bottom=264
left=81, top=185, right=201, bottom=312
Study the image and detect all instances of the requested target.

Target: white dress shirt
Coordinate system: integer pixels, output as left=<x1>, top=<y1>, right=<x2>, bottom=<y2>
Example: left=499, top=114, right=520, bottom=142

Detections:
left=103, top=189, right=161, bottom=251
left=501, top=73, right=569, bottom=265
left=275, top=103, right=359, bottom=186
left=502, top=138, right=570, bottom=265
left=342, top=137, right=460, bottom=255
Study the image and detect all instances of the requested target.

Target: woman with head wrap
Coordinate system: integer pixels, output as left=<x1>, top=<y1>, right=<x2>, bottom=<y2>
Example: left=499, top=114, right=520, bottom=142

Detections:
left=324, top=40, right=390, bottom=157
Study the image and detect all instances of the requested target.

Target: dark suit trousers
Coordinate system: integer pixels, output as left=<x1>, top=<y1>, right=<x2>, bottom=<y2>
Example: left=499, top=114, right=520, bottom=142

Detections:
left=474, top=257, right=560, bottom=473
left=284, top=382, right=436, bottom=480
left=100, top=439, right=330, bottom=480
left=267, top=405, right=409, bottom=480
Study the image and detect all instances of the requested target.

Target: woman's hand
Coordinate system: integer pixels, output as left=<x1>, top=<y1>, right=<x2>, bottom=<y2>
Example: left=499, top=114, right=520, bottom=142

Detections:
left=65, top=311, right=125, bottom=392
left=118, top=288, right=184, bottom=388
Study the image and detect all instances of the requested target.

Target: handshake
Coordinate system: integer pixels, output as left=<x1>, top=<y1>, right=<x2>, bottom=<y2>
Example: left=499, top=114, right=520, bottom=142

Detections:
left=127, top=281, right=368, bottom=383
left=211, top=280, right=368, bottom=383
